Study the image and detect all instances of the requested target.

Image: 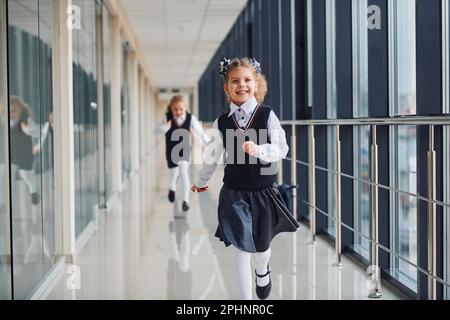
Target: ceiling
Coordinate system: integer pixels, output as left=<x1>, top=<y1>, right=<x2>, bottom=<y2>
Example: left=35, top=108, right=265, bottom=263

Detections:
left=121, top=0, right=247, bottom=90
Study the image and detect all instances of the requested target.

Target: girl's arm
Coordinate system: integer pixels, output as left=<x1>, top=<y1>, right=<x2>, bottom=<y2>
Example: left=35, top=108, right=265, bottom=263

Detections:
left=153, top=116, right=171, bottom=135
left=190, top=115, right=211, bottom=146
left=252, top=111, right=289, bottom=163
left=192, top=119, right=224, bottom=191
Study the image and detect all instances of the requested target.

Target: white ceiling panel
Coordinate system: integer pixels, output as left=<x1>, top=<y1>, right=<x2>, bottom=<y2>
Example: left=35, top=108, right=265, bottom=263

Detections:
left=121, top=0, right=247, bottom=90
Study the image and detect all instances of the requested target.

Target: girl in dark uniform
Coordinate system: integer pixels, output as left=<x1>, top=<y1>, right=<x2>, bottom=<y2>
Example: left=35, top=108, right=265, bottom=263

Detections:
left=191, top=58, right=298, bottom=300
left=155, top=95, right=209, bottom=211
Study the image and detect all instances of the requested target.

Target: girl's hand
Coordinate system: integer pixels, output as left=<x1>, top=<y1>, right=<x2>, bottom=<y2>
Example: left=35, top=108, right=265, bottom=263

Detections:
left=166, top=120, right=172, bottom=128
left=191, top=184, right=208, bottom=193
left=242, top=141, right=258, bottom=157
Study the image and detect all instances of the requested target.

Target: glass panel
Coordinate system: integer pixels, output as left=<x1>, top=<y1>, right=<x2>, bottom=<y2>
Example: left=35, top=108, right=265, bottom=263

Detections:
left=352, top=0, right=370, bottom=259
left=354, top=126, right=370, bottom=259
left=326, top=0, right=336, bottom=119
left=121, top=41, right=131, bottom=181
left=8, top=0, right=55, bottom=299
left=102, top=5, right=112, bottom=201
left=352, top=0, right=368, bottom=118
left=327, top=126, right=336, bottom=236
left=391, top=0, right=417, bottom=116
left=73, top=0, right=99, bottom=236
left=393, top=126, right=417, bottom=288
left=307, top=0, right=313, bottom=108
left=0, top=0, right=12, bottom=300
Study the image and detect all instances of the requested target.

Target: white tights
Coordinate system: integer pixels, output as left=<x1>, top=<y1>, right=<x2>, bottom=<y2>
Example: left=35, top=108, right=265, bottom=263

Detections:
left=232, top=246, right=271, bottom=300
left=169, top=161, right=190, bottom=203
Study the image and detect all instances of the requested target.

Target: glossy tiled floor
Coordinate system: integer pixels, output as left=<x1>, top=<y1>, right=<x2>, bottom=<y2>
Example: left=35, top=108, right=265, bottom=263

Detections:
left=47, top=144, right=403, bottom=300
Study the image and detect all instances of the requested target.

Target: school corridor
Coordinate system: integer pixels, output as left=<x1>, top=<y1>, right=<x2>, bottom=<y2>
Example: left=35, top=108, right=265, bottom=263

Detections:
left=1, top=0, right=450, bottom=300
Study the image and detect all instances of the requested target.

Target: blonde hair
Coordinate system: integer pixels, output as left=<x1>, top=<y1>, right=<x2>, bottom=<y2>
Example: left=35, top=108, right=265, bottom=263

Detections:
left=166, top=94, right=188, bottom=113
left=223, top=58, right=268, bottom=104
left=10, top=96, right=32, bottom=117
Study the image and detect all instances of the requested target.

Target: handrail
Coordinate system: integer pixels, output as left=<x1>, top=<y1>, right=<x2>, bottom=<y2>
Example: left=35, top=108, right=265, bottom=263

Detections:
left=285, top=157, right=450, bottom=209
left=301, top=199, right=450, bottom=289
left=280, top=120, right=447, bottom=299
left=281, top=115, right=450, bottom=126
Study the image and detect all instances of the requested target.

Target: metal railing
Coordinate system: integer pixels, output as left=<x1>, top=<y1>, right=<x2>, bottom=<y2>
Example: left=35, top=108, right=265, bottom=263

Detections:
left=280, top=116, right=450, bottom=300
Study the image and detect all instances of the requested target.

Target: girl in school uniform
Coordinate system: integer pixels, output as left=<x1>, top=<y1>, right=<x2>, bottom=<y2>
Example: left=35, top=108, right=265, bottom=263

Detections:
left=156, top=94, right=209, bottom=211
left=191, top=58, right=299, bottom=300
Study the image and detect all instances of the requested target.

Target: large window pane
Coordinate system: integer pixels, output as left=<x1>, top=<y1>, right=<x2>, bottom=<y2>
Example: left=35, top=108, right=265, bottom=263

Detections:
left=73, top=0, right=100, bottom=236
left=354, top=126, right=370, bottom=259
left=326, top=0, right=337, bottom=235
left=8, top=0, right=55, bottom=299
left=390, top=0, right=417, bottom=116
left=392, top=126, right=417, bottom=288
left=327, top=126, right=336, bottom=236
left=389, top=0, right=418, bottom=291
left=102, top=5, right=113, bottom=201
left=326, top=0, right=337, bottom=119
left=352, top=0, right=370, bottom=259
left=121, top=41, right=131, bottom=182
left=0, top=0, right=12, bottom=300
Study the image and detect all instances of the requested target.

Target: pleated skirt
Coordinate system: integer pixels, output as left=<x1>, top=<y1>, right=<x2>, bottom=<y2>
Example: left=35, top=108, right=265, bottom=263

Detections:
left=215, top=183, right=299, bottom=253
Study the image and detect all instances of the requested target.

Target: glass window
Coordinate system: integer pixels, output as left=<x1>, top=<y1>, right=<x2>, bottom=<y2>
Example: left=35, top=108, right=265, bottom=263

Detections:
left=307, top=0, right=313, bottom=108
left=391, top=126, right=417, bottom=289
left=390, top=0, right=417, bottom=116
left=8, top=0, right=56, bottom=299
left=352, top=0, right=370, bottom=260
left=121, top=40, right=131, bottom=182
left=0, top=0, right=12, bottom=300
left=326, top=0, right=337, bottom=235
left=326, top=0, right=337, bottom=119
left=353, top=126, right=371, bottom=259
left=102, top=5, right=113, bottom=201
left=72, top=0, right=100, bottom=236
left=327, top=126, right=337, bottom=236
left=388, top=0, right=418, bottom=291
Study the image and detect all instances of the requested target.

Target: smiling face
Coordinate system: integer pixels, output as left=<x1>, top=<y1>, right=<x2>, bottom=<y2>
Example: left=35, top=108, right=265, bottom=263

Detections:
left=170, top=101, right=187, bottom=119
left=224, top=67, right=259, bottom=106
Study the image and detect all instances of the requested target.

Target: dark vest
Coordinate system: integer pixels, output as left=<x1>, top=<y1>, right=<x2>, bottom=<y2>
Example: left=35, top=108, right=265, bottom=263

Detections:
left=10, top=124, right=34, bottom=170
left=218, top=104, right=277, bottom=190
left=165, top=112, right=192, bottom=168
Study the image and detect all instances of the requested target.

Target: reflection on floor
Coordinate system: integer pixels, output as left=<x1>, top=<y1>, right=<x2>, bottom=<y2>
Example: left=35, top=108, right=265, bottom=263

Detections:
left=47, top=153, right=403, bottom=300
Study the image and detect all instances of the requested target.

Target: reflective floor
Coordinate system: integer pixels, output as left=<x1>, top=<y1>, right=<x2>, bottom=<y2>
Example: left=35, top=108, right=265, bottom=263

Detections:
left=47, top=143, right=404, bottom=300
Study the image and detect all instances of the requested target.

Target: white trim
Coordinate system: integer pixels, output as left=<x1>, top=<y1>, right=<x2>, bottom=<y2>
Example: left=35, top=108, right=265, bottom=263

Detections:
left=52, top=0, right=76, bottom=261
left=28, top=257, right=66, bottom=300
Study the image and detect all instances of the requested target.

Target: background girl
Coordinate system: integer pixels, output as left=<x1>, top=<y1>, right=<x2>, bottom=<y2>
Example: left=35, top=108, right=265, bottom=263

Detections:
left=155, top=94, right=209, bottom=211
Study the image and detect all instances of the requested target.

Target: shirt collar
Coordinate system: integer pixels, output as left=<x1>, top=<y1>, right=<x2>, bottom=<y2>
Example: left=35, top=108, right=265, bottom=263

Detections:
left=228, top=97, right=258, bottom=117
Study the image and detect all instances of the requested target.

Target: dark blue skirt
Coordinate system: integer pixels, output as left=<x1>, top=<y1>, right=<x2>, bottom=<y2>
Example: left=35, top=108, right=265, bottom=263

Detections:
left=215, top=184, right=299, bottom=253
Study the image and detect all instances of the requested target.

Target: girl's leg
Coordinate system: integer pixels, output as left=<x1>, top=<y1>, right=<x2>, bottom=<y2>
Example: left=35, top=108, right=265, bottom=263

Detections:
left=177, top=161, right=190, bottom=204
left=254, top=248, right=271, bottom=286
left=232, top=245, right=252, bottom=300
left=169, top=167, right=179, bottom=192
